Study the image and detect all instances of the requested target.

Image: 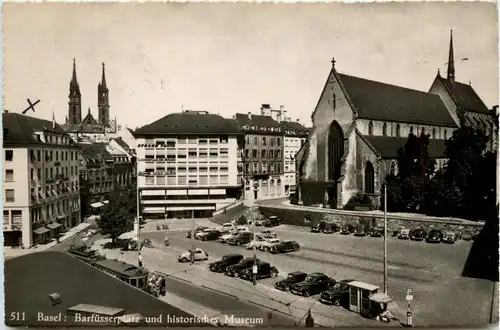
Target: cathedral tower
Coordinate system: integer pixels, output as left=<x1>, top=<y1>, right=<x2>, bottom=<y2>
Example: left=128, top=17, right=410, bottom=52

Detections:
left=68, top=58, right=82, bottom=124
left=98, top=63, right=110, bottom=127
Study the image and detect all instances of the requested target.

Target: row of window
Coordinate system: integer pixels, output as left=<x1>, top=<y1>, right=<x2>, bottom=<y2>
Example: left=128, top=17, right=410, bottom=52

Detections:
left=4, top=149, right=79, bottom=163
left=144, top=175, right=230, bottom=186
left=3, top=210, right=22, bottom=225
left=244, top=162, right=282, bottom=174
left=141, top=194, right=227, bottom=201
left=367, top=122, right=449, bottom=139
left=33, top=132, right=73, bottom=145
left=245, top=136, right=282, bottom=147
left=144, top=166, right=229, bottom=174
left=29, top=198, right=79, bottom=224
left=143, top=136, right=229, bottom=146
left=244, top=149, right=282, bottom=159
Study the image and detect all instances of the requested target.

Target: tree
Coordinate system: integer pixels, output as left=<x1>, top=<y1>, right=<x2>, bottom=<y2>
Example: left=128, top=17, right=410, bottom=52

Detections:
left=97, top=186, right=135, bottom=246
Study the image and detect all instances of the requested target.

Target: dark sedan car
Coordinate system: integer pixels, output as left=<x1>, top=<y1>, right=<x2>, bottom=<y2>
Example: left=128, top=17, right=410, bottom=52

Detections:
left=410, top=228, right=426, bottom=241
left=291, top=273, right=336, bottom=297
left=228, top=232, right=254, bottom=246
left=426, top=229, right=443, bottom=243
left=200, top=230, right=222, bottom=241
left=270, top=240, right=300, bottom=254
left=319, top=279, right=354, bottom=306
left=322, top=223, right=339, bottom=234
left=263, top=216, right=281, bottom=227
left=187, top=226, right=209, bottom=238
left=275, top=271, right=307, bottom=291
left=370, top=226, right=384, bottom=237
left=240, top=262, right=278, bottom=281
left=311, top=221, right=326, bottom=233
left=225, top=257, right=261, bottom=277
left=353, top=225, right=366, bottom=237
left=209, top=254, right=244, bottom=273
left=340, top=224, right=355, bottom=235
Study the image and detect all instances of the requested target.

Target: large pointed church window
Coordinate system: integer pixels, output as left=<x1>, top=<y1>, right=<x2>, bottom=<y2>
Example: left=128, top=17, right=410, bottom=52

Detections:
left=328, top=121, right=344, bottom=182
left=364, top=162, right=375, bottom=194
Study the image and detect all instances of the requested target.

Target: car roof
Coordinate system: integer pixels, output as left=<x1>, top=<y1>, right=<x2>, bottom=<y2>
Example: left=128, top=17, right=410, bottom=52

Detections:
left=309, top=272, right=327, bottom=277
left=289, top=271, right=307, bottom=276
left=225, top=254, right=243, bottom=258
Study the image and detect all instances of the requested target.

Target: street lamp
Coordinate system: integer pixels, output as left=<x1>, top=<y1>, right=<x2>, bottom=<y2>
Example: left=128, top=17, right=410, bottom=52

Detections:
left=252, top=212, right=257, bottom=286
left=383, top=182, right=388, bottom=294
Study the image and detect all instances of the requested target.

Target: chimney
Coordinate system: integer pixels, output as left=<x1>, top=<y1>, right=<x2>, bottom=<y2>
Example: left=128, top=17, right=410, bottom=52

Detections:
left=247, top=112, right=252, bottom=120
left=260, top=104, right=271, bottom=116
left=4, top=110, right=8, bottom=113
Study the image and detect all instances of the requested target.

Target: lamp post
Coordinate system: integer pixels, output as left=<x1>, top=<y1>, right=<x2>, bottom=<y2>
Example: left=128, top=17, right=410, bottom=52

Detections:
left=383, top=182, right=388, bottom=294
left=252, top=212, right=257, bottom=286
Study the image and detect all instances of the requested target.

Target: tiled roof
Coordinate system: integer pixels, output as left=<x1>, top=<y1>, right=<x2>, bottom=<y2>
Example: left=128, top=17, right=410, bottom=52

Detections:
left=5, top=251, right=203, bottom=327
left=79, top=143, right=114, bottom=162
left=63, top=123, right=106, bottom=134
left=280, top=121, right=308, bottom=137
left=363, top=135, right=447, bottom=159
left=234, top=113, right=281, bottom=128
left=82, top=111, right=99, bottom=125
left=337, top=73, right=457, bottom=127
left=134, top=112, right=242, bottom=136
left=3, top=112, right=71, bottom=147
left=438, top=76, right=490, bottom=114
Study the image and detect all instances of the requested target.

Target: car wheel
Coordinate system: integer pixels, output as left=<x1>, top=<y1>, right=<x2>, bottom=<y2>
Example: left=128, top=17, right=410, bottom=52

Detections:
left=270, top=270, right=277, bottom=278
left=181, top=257, right=188, bottom=263
left=264, top=246, right=269, bottom=252
left=303, top=290, right=311, bottom=297
left=333, top=299, right=341, bottom=306
left=236, top=241, right=241, bottom=246
left=233, top=271, right=239, bottom=278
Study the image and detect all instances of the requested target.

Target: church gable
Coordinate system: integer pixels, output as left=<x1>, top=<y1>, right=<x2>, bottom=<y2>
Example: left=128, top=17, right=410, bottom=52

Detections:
left=82, top=110, right=98, bottom=125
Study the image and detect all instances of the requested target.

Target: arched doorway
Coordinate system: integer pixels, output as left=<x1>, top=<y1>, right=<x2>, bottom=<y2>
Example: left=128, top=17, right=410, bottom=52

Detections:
left=327, top=121, right=344, bottom=206
left=364, top=161, right=375, bottom=194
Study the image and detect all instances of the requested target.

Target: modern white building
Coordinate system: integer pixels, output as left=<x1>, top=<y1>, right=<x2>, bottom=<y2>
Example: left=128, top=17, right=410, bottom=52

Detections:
left=3, top=112, right=81, bottom=248
left=281, top=120, right=308, bottom=196
left=133, top=110, right=243, bottom=219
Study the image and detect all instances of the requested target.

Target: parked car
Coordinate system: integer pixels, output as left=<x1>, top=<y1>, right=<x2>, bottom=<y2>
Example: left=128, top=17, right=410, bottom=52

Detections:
left=199, top=230, right=222, bottom=241
left=240, top=262, right=279, bottom=281
left=246, top=235, right=266, bottom=250
left=260, top=238, right=282, bottom=252
left=178, top=248, right=209, bottom=263
left=353, top=225, right=367, bottom=237
left=398, top=228, right=411, bottom=239
left=442, top=231, right=456, bottom=244
left=187, top=226, right=210, bottom=238
left=228, top=232, right=254, bottom=246
left=270, top=240, right=300, bottom=254
left=311, top=221, right=326, bottom=233
left=196, top=228, right=216, bottom=239
left=370, top=225, right=384, bottom=237
left=319, top=279, right=355, bottom=306
left=263, top=216, right=281, bottom=227
left=219, top=231, right=239, bottom=243
left=322, top=223, right=339, bottom=234
left=209, top=254, right=244, bottom=273
left=260, top=230, right=277, bottom=239
left=218, top=223, right=235, bottom=233
left=340, top=224, right=355, bottom=235
left=409, top=228, right=427, bottom=241
left=275, top=271, right=308, bottom=291
left=291, top=273, right=336, bottom=297
left=225, top=257, right=261, bottom=278
left=254, top=219, right=264, bottom=226
left=426, top=229, right=443, bottom=243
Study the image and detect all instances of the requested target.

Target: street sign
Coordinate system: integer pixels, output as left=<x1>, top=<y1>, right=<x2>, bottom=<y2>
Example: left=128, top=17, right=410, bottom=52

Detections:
left=252, top=265, right=258, bottom=274
left=406, top=295, right=413, bottom=301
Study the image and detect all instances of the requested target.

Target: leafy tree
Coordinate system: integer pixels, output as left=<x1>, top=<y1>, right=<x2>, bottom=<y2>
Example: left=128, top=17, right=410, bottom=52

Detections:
left=97, top=186, right=135, bottom=245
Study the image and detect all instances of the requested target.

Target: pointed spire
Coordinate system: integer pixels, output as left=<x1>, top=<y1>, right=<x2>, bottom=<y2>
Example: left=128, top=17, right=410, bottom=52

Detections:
left=70, top=58, right=81, bottom=94
left=100, top=62, right=107, bottom=90
left=88, top=107, right=91, bottom=114
left=447, top=30, right=455, bottom=82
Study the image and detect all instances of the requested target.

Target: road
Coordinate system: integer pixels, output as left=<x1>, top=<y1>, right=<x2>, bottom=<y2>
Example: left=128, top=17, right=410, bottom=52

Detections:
left=142, top=225, right=494, bottom=327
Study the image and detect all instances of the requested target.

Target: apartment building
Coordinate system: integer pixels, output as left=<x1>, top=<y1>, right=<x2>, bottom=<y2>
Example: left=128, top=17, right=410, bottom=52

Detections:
left=3, top=112, right=81, bottom=248
left=133, top=110, right=243, bottom=219
left=281, top=120, right=308, bottom=196
left=235, top=105, right=285, bottom=202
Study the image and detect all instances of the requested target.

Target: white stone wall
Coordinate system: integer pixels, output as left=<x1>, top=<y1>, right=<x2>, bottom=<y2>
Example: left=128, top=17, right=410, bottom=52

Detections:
left=356, top=119, right=456, bottom=140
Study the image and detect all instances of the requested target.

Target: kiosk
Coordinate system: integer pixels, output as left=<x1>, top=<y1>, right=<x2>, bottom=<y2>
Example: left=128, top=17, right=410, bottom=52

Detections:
left=347, top=281, right=379, bottom=314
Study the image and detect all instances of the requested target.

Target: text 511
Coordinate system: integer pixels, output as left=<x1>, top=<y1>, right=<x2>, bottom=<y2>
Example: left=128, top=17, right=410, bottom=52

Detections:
left=10, top=312, right=26, bottom=321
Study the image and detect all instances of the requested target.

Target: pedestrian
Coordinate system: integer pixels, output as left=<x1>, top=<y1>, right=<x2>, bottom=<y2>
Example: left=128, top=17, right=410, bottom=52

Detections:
left=189, top=249, right=194, bottom=265
left=138, top=252, right=143, bottom=268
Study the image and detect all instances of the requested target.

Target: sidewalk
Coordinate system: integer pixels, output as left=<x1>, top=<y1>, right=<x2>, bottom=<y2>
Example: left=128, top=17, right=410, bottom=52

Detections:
left=4, top=222, right=91, bottom=259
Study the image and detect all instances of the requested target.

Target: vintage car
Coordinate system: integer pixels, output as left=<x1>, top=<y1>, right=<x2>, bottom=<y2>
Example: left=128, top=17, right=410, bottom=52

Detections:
left=260, top=230, right=277, bottom=239
left=340, top=224, right=355, bottom=235
left=370, top=225, right=384, bottom=237
left=409, top=228, right=427, bottom=241
left=426, top=229, right=444, bottom=243
left=275, top=271, right=308, bottom=291
left=291, top=273, right=336, bottom=297
left=259, top=238, right=283, bottom=252
left=263, top=216, right=281, bottom=227
left=442, top=231, right=457, bottom=244
left=68, top=246, right=106, bottom=264
left=225, top=257, right=261, bottom=278
left=195, top=228, right=217, bottom=239
left=219, top=231, right=239, bottom=243
left=240, top=262, right=279, bottom=281
left=322, top=223, right=339, bottom=234
left=353, top=225, right=367, bottom=237
left=199, top=230, right=222, bottom=241
left=178, top=248, right=209, bottom=263
left=218, top=223, right=235, bottom=233
left=246, top=235, right=266, bottom=250
left=311, top=221, right=326, bottom=233
left=398, top=228, right=411, bottom=239
left=270, top=240, right=300, bottom=254
left=319, top=279, right=355, bottom=306
left=209, top=254, right=244, bottom=273
left=228, top=232, right=254, bottom=246
left=187, top=226, right=210, bottom=239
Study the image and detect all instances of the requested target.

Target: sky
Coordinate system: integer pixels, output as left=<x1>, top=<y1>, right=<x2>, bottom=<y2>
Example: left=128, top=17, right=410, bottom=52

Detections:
left=3, top=2, right=498, bottom=129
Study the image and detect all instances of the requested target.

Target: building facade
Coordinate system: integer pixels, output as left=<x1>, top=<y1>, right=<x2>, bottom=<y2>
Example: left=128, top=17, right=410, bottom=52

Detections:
left=281, top=119, right=308, bottom=196
left=3, top=112, right=81, bottom=248
left=235, top=105, right=286, bottom=202
left=295, top=32, right=497, bottom=209
left=134, top=110, right=243, bottom=219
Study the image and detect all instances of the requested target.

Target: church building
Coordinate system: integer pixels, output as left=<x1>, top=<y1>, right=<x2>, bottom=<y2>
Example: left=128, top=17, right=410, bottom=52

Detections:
left=295, top=31, right=497, bottom=209
left=62, top=59, right=116, bottom=142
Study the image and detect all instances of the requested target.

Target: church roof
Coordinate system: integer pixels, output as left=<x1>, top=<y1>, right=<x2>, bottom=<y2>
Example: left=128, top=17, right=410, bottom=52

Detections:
left=3, top=112, right=71, bottom=147
left=134, top=111, right=242, bottom=136
left=63, top=123, right=105, bottom=134
left=337, top=73, right=457, bottom=127
left=437, top=76, right=490, bottom=114
left=82, top=110, right=99, bottom=125
left=113, top=137, right=131, bottom=150
left=363, top=135, right=447, bottom=159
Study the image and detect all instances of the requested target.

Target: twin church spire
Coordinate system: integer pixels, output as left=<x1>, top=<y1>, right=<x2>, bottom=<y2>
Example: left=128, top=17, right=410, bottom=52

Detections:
left=68, top=59, right=110, bottom=127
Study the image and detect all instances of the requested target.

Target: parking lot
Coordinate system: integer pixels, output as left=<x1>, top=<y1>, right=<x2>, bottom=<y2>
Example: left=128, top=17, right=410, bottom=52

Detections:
left=142, top=224, right=495, bottom=327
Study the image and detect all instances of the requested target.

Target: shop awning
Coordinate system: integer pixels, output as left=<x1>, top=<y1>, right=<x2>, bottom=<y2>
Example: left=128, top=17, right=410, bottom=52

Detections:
left=47, top=222, right=62, bottom=229
left=143, top=207, right=166, bottom=214
left=90, top=202, right=104, bottom=208
left=34, top=227, right=50, bottom=235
